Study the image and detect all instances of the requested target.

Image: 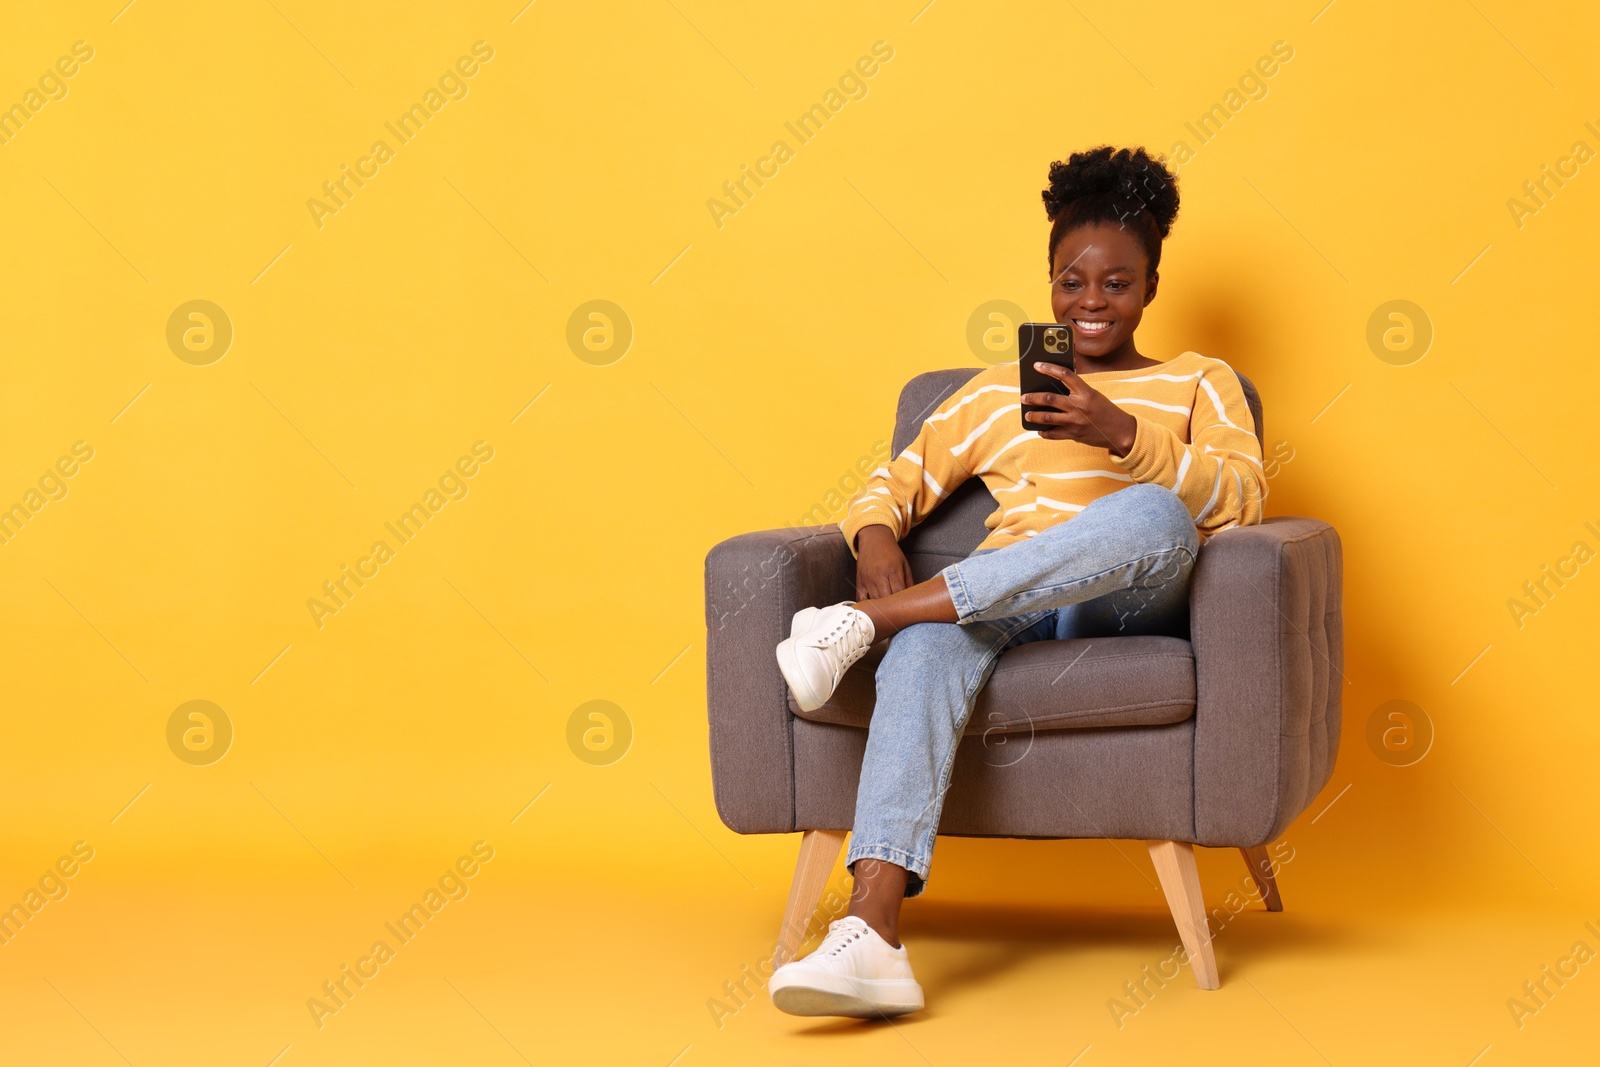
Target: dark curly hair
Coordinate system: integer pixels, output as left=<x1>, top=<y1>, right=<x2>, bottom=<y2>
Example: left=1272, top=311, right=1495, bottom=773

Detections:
left=1042, top=146, right=1179, bottom=274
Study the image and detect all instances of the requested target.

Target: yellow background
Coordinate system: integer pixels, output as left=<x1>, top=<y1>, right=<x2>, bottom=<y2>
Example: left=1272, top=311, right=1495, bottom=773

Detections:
left=2, top=1, right=1598, bottom=1063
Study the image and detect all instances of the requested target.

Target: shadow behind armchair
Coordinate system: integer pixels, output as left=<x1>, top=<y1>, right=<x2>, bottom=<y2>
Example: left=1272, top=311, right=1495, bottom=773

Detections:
left=703, top=366, right=1343, bottom=989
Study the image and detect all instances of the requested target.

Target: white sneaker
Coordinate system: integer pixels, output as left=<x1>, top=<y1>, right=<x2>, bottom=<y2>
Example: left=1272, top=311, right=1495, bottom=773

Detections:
left=769, top=916, right=924, bottom=1018
left=789, top=605, right=820, bottom=637
left=775, top=603, right=875, bottom=712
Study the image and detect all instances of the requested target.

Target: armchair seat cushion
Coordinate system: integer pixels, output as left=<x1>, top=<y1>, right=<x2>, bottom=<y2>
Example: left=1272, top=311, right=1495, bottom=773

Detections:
left=788, top=634, right=1197, bottom=734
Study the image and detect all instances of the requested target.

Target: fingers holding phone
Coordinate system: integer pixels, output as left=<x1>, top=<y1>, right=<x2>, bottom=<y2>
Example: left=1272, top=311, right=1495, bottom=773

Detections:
left=1017, top=323, right=1075, bottom=432
left=1016, top=323, right=1137, bottom=455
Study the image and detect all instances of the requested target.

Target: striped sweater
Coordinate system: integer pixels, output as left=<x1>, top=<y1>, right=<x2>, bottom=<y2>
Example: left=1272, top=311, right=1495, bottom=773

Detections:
left=840, top=351, right=1265, bottom=557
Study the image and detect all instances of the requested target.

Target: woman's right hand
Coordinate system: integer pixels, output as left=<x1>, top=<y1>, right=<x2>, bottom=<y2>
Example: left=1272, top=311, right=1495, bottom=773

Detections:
left=854, top=525, right=915, bottom=600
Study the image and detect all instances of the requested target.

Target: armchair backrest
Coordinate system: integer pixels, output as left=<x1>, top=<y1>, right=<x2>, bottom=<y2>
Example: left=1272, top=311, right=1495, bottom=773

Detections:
left=893, top=364, right=1264, bottom=573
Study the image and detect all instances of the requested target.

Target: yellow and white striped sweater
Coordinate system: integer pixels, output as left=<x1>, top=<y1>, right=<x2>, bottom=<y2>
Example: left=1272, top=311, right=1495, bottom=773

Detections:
left=840, top=351, right=1265, bottom=557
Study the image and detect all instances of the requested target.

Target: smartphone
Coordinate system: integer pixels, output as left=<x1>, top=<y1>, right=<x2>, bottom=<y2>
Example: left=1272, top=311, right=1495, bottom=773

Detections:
left=1018, top=323, right=1074, bottom=431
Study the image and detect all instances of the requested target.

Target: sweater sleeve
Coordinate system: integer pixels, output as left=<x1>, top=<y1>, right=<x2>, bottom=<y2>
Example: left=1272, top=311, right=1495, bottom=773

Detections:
left=839, top=399, right=976, bottom=559
left=1110, top=362, right=1265, bottom=538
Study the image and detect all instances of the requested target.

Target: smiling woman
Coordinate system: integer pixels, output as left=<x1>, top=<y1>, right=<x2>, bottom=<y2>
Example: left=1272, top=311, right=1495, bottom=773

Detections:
left=765, top=145, right=1268, bottom=1018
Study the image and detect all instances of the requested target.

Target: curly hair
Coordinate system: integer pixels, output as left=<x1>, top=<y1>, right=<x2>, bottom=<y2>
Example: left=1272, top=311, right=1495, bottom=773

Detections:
left=1042, top=146, right=1179, bottom=273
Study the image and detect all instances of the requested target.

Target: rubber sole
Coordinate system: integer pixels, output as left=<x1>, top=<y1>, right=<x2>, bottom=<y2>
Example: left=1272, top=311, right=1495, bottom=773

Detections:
left=769, top=973, right=924, bottom=1019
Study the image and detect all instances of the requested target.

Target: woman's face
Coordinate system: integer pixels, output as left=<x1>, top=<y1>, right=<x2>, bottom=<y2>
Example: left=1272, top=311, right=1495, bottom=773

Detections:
left=1049, top=222, right=1158, bottom=361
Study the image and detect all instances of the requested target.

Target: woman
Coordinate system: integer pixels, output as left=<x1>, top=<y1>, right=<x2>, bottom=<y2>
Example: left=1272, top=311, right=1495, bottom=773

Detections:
left=768, top=146, right=1265, bottom=1018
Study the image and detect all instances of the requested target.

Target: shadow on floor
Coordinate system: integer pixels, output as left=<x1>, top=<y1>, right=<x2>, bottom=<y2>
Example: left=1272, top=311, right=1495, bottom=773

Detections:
left=784, top=897, right=1368, bottom=1035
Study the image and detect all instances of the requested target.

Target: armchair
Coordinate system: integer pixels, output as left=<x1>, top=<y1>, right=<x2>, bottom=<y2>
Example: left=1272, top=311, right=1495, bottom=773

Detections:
left=703, top=366, right=1343, bottom=988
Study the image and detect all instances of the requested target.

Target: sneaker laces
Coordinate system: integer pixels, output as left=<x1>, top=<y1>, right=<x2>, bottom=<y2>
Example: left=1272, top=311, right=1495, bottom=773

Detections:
left=811, top=609, right=873, bottom=670
left=815, top=918, right=869, bottom=959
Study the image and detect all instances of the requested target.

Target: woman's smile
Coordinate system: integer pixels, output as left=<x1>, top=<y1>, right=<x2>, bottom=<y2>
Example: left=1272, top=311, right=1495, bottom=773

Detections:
left=1049, top=221, right=1161, bottom=369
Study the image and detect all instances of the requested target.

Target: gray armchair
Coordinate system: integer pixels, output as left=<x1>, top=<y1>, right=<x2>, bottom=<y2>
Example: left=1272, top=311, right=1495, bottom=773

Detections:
left=704, top=367, right=1343, bottom=988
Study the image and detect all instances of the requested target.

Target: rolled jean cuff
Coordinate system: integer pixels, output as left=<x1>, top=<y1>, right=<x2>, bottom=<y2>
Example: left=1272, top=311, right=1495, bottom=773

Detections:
left=845, top=843, right=931, bottom=899
left=941, top=560, right=981, bottom=623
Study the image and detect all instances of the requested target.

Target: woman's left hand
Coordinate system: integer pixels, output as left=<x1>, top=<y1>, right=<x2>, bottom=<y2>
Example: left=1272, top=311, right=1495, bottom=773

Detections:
left=1021, top=362, right=1139, bottom=457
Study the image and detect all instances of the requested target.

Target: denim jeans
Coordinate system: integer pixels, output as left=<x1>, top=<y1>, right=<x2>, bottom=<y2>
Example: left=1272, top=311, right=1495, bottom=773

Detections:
left=844, top=482, right=1200, bottom=897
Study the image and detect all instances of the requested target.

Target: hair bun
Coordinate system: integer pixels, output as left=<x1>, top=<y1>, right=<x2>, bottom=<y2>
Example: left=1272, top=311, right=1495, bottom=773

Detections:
left=1042, top=145, right=1179, bottom=237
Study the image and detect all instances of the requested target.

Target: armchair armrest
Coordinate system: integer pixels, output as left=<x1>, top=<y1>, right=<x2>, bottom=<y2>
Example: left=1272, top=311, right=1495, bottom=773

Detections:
left=1189, top=517, right=1344, bottom=847
left=704, top=525, right=855, bottom=834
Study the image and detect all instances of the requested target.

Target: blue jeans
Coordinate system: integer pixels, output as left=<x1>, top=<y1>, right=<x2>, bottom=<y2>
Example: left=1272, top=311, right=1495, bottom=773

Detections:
left=845, top=483, right=1200, bottom=897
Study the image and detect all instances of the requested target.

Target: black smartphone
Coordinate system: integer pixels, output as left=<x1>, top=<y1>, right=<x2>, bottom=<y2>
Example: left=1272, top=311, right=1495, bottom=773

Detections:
left=1018, top=323, right=1074, bottom=431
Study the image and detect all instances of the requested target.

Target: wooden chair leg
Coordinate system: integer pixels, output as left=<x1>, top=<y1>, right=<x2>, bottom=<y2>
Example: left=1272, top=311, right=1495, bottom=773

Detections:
left=1239, top=845, right=1284, bottom=912
left=1147, top=840, right=1220, bottom=989
left=775, top=829, right=848, bottom=966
